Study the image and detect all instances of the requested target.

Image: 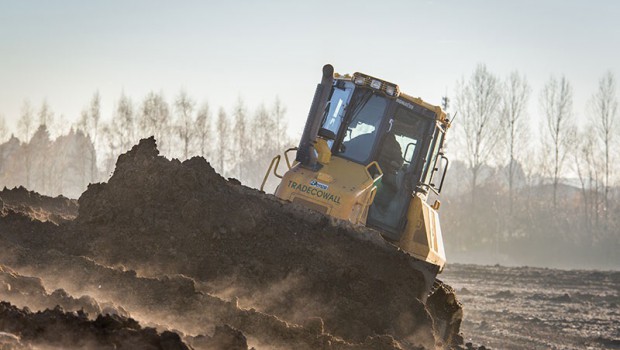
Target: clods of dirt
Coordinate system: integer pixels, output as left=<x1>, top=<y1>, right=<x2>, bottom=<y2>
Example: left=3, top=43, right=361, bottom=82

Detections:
left=0, top=301, right=190, bottom=349
left=0, top=137, right=466, bottom=350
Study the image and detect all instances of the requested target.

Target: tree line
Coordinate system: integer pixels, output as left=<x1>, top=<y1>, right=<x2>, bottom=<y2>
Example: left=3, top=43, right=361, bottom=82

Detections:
left=443, top=65, right=618, bottom=269
left=0, top=91, right=292, bottom=198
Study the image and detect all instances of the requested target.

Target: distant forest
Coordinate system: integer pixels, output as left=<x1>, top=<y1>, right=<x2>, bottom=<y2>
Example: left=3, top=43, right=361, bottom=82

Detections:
left=0, top=65, right=617, bottom=269
left=0, top=91, right=291, bottom=198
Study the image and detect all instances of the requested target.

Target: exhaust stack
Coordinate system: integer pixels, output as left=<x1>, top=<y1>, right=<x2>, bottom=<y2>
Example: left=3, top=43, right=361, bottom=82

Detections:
left=296, top=64, right=334, bottom=169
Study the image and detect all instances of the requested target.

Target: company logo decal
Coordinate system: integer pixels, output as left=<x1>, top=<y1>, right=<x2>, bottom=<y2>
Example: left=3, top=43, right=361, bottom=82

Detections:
left=310, top=179, right=329, bottom=190
left=288, top=180, right=341, bottom=204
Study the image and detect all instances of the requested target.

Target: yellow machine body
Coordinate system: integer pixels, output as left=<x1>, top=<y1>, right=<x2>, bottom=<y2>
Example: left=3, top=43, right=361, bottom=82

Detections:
left=275, top=156, right=378, bottom=224
left=264, top=64, right=450, bottom=273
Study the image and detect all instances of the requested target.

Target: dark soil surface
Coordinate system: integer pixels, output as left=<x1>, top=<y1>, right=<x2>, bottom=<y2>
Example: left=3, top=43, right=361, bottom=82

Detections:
left=0, top=301, right=189, bottom=350
left=442, top=263, right=620, bottom=350
left=0, top=137, right=462, bottom=349
left=0, top=186, right=77, bottom=224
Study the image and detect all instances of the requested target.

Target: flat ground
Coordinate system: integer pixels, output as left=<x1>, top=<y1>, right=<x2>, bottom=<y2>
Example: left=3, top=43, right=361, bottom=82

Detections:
left=442, top=264, right=620, bottom=350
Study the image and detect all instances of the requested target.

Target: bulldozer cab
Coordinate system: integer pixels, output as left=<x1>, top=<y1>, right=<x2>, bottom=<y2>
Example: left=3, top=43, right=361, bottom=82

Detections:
left=266, top=65, right=449, bottom=270
left=316, top=74, right=448, bottom=240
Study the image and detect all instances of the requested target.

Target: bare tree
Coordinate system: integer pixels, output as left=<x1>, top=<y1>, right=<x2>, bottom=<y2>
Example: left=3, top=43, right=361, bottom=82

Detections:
left=216, top=107, right=229, bottom=176
left=254, top=103, right=273, bottom=153
left=99, top=123, right=119, bottom=177
left=246, top=103, right=276, bottom=187
left=588, top=71, right=618, bottom=224
left=17, top=101, right=36, bottom=188
left=29, top=125, right=52, bottom=193
left=18, top=100, right=35, bottom=142
left=540, top=75, right=575, bottom=208
left=89, top=92, right=101, bottom=181
left=272, top=96, right=288, bottom=150
left=195, top=102, right=211, bottom=158
left=574, top=126, right=600, bottom=233
left=455, top=64, right=502, bottom=201
left=110, top=92, right=136, bottom=153
left=500, top=71, right=531, bottom=213
left=233, top=97, right=248, bottom=180
left=139, top=91, right=171, bottom=153
left=75, top=92, right=101, bottom=181
left=174, top=90, right=196, bottom=160
left=87, top=91, right=101, bottom=147
left=79, top=109, right=89, bottom=132
left=38, top=100, right=54, bottom=128
left=0, top=115, right=7, bottom=143
left=48, top=112, right=68, bottom=139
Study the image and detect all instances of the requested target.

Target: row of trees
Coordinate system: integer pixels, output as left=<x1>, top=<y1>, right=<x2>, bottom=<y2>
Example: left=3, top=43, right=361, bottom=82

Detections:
left=3, top=91, right=293, bottom=192
left=0, top=126, right=95, bottom=199
left=444, top=65, right=618, bottom=268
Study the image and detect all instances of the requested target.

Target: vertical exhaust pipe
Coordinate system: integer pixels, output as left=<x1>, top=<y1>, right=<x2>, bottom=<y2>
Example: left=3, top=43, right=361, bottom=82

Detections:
left=296, top=64, right=334, bottom=169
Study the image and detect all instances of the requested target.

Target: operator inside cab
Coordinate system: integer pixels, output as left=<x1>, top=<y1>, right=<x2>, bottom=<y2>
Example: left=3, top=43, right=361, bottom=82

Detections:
left=317, top=77, right=438, bottom=238
left=340, top=99, right=431, bottom=236
left=366, top=108, right=428, bottom=235
left=371, top=132, right=403, bottom=212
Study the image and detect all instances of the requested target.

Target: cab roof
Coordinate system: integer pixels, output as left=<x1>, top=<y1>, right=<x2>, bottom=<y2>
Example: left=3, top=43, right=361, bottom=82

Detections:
left=333, top=72, right=449, bottom=128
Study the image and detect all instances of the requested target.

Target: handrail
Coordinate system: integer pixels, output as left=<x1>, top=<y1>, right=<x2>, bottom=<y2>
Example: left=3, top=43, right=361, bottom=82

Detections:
left=437, top=154, right=449, bottom=193
left=260, top=155, right=282, bottom=192
left=260, top=148, right=298, bottom=192
left=403, top=142, right=416, bottom=163
left=283, top=147, right=298, bottom=169
left=365, top=161, right=383, bottom=180
left=367, top=185, right=378, bottom=205
left=417, top=182, right=439, bottom=196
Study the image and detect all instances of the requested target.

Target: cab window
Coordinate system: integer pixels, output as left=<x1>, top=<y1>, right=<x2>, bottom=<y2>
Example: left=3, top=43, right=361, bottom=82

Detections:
left=367, top=104, right=433, bottom=236
left=338, top=90, right=389, bottom=163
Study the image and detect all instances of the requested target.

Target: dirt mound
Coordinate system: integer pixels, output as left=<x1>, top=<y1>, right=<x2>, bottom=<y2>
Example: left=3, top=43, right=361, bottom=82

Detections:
left=0, top=301, right=190, bottom=350
left=0, top=263, right=127, bottom=319
left=0, top=186, right=78, bottom=224
left=0, top=137, right=463, bottom=349
left=0, top=224, right=407, bottom=350
left=69, top=137, right=441, bottom=348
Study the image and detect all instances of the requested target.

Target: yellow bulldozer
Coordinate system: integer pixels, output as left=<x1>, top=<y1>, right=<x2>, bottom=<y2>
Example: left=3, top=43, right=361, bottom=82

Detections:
left=262, top=64, right=460, bottom=346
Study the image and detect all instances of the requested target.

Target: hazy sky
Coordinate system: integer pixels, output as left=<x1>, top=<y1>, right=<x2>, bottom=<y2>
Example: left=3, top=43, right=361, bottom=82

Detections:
left=1, top=0, right=619, bottom=139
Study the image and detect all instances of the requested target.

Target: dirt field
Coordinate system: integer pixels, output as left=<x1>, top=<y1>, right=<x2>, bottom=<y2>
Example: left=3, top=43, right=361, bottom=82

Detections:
left=442, top=264, right=620, bottom=350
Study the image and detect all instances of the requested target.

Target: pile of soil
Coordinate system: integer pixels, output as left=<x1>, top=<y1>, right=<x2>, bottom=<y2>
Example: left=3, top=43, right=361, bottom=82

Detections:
left=0, top=186, right=77, bottom=224
left=0, top=137, right=463, bottom=349
left=0, top=300, right=189, bottom=350
left=0, top=234, right=407, bottom=350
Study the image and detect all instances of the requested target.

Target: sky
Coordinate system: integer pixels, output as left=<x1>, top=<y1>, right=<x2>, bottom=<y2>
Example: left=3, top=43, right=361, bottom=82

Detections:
left=1, top=0, right=619, bottom=140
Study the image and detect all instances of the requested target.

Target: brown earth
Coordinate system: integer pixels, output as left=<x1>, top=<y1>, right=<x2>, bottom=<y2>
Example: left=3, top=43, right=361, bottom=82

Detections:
left=0, top=137, right=466, bottom=349
left=442, top=264, right=620, bottom=350
left=0, top=186, right=78, bottom=224
left=0, top=300, right=190, bottom=350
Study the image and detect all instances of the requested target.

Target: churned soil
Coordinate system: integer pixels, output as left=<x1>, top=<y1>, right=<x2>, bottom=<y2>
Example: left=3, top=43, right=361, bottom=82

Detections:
left=0, top=137, right=463, bottom=349
left=0, top=186, right=77, bottom=224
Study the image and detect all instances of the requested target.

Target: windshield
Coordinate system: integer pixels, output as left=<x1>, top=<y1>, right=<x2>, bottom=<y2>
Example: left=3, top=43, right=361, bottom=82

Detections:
left=338, top=89, right=389, bottom=163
